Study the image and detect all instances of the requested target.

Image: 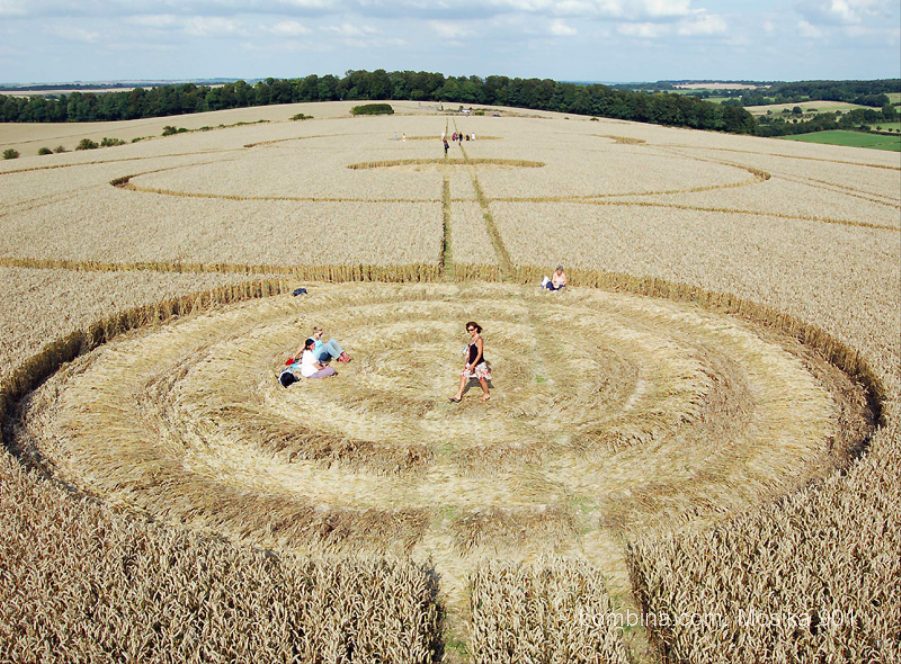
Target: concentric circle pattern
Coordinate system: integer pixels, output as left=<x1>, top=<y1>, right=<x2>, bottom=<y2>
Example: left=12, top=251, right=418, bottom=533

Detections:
left=15, top=282, right=867, bottom=597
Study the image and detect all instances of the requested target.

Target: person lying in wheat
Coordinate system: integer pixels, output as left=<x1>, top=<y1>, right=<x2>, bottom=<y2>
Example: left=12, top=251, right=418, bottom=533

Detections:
left=303, top=325, right=351, bottom=364
left=449, top=321, right=491, bottom=403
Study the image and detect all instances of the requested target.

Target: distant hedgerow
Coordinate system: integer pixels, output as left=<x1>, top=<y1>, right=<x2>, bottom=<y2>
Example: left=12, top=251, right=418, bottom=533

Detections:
left=351, top=103, right=394, bottom=116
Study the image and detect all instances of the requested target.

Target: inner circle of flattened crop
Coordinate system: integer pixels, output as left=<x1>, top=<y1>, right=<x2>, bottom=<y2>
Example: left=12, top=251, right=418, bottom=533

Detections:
left=111, top=150, right=767, bottom=203
left=12, top=282, right=871, bottom=557
left=345, top=158, right=545, bottom=170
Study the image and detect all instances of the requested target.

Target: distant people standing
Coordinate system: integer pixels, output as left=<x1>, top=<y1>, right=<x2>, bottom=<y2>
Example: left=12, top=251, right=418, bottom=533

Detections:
left=443, top=138, right=450, bottom=156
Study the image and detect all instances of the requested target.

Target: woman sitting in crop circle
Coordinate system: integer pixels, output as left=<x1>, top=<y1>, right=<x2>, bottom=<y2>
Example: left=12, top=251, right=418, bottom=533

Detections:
left=449, top=321, right=491, bottom=403
left=300, top=326, right=351, bottom=364
left=299, top=337, right=338, bottom=379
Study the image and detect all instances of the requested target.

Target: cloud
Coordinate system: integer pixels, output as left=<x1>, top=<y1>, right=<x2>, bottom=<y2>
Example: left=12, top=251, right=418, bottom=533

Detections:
left=275, top=0, right=338, bottom=9
left=494, top=0, right=693, bottom=19
left=798, top=18, right=825, bottom=37
left=1, top=0, right=713, bottom=25
left=616, top=9, right=725, bottom=39
left=44, top=25, right=101, bottom=42
left=326, top=22, right=379, bottom=37
left=127, top=14, right=181, bottom=28
left=617, top=21, right=667, bottom=38
left=428, top=20, right=474, bottom=40
left=0, top=0, right=28, bottom=17
left=795, top=0, right=892, bottom=26
left=184, top=16, right=244, bottom=36
left=549, top=19, right=577, bottom=36
left=269, top=19, right=311, bottom=35
left=676, top=12, right=726, bottom=35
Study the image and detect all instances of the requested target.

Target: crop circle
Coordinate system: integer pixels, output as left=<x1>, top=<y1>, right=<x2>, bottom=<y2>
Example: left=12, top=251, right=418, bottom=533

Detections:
left=14, top=282, right=869, bottom=572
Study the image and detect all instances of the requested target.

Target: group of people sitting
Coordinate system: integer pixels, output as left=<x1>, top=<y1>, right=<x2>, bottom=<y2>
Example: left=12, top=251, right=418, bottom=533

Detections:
left=279, top=326, right=351, bottom=387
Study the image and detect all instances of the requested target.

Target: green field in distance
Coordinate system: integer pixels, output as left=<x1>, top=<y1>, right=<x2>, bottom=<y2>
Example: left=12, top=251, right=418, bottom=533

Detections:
left=779, top=129, right=901, bottom=152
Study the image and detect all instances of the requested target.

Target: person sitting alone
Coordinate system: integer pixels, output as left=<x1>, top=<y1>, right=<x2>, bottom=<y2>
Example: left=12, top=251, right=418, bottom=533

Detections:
left=541, top=265, right=568, bottom=291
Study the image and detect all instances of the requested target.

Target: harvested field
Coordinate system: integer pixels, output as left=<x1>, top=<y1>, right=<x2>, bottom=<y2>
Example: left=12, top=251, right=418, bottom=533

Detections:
left=1, top=102, right=899, bottom=662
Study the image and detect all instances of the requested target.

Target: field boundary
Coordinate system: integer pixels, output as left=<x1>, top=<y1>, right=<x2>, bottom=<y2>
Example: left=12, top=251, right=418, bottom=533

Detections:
left=0, top=256, right=442, bottom=281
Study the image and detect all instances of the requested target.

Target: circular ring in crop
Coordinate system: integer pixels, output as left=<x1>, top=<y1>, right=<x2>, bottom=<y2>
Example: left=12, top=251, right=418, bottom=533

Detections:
left=12, top=282, right=870, bottom=568
left=345, top=158, right=545, bottom=170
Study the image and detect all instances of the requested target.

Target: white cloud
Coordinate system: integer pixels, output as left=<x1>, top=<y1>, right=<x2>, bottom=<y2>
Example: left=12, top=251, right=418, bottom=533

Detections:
left=617, top=21, right=667, bottom=38
left=269, top=19, right=310, bottom=35
left=796, top=0, right=892, bottom=26
left=495, top=0, right=693, bottom=18
left=428, top=20, right=474, bottom=39
left=798, top=19, right=825, bottom=37
left=127, top=14, right=181, bottom=28
left=641, top=0, right=692, bottom=18
left=616, top=9, right=724, bottom=39
left=326, top=22, right=379, bottom=37
left=0, top=0, right=28, bottom=17
left=549, top=19, right=577, bottom=36
left=676, top=12, right=726, bottom=36
left=45, top=25, right=101, bottom=42
left=184, top=16, right=243, bottom=36
left=276, top=0, right=338, bottom=8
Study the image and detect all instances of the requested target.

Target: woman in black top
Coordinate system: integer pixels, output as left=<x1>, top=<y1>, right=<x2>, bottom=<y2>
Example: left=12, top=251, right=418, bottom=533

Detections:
left=449, top=321, right=492, bottom=403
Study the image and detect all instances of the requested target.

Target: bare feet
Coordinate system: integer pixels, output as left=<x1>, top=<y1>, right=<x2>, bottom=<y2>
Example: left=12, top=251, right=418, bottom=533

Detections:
left=448, top=396, right=462, bottom=403
left=480, top=394, right=491, bottom=403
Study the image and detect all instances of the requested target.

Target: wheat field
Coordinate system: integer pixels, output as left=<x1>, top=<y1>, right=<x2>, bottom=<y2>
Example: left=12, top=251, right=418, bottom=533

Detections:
left=1, top=101, right=899, bottom=663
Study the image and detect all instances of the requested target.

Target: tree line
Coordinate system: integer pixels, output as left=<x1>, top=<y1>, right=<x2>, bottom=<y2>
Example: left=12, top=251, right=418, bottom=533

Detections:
left=755, top=105, right=900, bottom=137
left=0, top=69, right=756, bottom=134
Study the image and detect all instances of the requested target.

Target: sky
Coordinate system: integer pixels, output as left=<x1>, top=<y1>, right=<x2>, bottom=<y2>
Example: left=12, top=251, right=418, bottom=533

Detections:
left=1, top=0, right=899, bottom=84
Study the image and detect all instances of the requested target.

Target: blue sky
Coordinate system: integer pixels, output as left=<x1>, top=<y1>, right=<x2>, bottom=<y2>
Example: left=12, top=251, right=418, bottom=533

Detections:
left=1, top=1, right=899, bottom=83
